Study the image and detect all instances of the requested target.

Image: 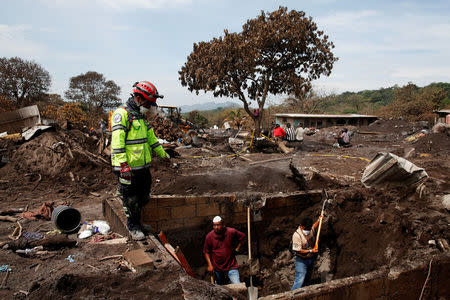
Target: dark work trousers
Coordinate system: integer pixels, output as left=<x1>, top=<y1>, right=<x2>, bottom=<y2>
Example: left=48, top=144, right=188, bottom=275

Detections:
left=114, top=168, right=152, bottom=229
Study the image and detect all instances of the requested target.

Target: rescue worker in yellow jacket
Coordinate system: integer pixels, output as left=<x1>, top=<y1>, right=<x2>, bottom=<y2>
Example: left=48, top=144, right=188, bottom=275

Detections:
left=111, top=81, right=170, bottom=240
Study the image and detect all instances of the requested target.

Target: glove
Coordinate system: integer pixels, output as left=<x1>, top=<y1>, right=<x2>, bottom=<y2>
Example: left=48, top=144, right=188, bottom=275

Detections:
left=120, top=162, right=132, bottom=180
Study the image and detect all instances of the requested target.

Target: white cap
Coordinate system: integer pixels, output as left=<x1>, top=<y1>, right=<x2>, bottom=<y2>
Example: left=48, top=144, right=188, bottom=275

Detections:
left=213, top=216, right=222, bottom=223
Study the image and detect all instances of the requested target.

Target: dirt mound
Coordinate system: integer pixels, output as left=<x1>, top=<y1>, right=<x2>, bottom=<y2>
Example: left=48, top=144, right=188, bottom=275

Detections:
left=412, top=132, right=450, bottom=155
left=157, top=165, right=301, bottom=195
left=362, top=118, right=429, bottom=134
left=0, top=129, right=114, bottom=197
left=29, top=268, right=243, bottom=300
left=0, top=130, right=107, bottom=178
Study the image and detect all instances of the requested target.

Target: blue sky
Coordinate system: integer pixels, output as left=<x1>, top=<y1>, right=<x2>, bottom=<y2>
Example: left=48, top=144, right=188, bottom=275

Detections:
left=1, top=0, right=449, bottom=107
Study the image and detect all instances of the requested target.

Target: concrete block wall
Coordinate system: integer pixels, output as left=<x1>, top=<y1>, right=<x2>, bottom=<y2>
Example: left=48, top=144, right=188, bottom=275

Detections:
left=142, top=194, right=241, bottom=232
left=141, top=191, right=322, bottom=233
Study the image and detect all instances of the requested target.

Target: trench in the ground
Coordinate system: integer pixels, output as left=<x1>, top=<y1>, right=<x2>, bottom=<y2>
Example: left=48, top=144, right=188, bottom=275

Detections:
left=162, top=189, right=413, bottom=297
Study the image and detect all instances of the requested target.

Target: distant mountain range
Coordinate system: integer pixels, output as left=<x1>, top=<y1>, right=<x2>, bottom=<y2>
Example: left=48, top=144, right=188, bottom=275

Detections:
left=179, top=101, right=240, bottom=112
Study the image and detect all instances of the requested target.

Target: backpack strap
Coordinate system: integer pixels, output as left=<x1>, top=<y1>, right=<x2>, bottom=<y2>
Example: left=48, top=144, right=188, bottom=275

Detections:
left=119, top=105, right=133, bottom=131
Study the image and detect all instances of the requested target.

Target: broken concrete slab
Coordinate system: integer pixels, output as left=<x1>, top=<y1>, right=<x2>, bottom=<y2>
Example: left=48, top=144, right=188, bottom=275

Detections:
left=224, top=283, right=247, bottom=296
left=22, top=125, right=52, bottom=141
left=0, top=105, right=41, bottom=134
left=361, top=152, right=428, bottom=188
left=123, top=249, right=154, bottom=273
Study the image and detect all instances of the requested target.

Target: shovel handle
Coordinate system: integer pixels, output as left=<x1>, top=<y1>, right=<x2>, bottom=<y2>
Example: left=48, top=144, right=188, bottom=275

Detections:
left=247, top=207, right=251, bottom=262
left=314, top=211, right=324, bottom=251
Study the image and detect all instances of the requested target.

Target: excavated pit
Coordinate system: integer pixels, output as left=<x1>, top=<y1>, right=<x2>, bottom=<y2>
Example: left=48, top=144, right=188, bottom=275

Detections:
left=104, top=185, right=450, bottom=299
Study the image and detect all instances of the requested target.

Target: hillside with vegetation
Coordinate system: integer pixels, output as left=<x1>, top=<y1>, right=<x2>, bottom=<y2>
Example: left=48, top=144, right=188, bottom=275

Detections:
left=184, top=82, right=450, bottom=129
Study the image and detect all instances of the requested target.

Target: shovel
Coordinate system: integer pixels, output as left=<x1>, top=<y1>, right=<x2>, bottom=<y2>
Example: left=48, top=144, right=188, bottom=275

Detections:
left=313, top=189, right=328, bottom=251
left=247, top=207, right=258, bottom=300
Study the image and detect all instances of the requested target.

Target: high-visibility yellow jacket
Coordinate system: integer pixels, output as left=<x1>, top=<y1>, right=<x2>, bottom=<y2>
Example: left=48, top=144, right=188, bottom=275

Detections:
left=111, top=105, right=167, bottom=171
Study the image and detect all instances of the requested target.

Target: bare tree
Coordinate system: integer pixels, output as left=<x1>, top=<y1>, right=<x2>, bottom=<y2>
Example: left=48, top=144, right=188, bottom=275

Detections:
left=0, top=57, right=51, bottom=107
left=65, top=71, right=121, bottom=113
left=283, top=89, right=335, bottom=114
left=179, top=7, right=338, bottom=132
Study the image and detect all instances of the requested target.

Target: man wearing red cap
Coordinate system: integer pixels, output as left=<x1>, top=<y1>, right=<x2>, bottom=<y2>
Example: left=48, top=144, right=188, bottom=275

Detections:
left=203, top=216, right=246, bottom=285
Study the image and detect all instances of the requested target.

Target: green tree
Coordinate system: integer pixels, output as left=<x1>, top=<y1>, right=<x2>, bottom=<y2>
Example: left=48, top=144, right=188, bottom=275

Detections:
left=187, top=110, right=208, bottom=127
left=65, top=71, right=121, bottom=113
left=0, top=57, right=51, bottom=107
left=179, top=7, right=337, bottom=132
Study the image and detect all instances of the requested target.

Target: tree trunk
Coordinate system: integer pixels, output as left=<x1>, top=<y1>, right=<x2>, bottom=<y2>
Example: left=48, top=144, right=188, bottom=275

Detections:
left=254, top=118, right=261, bottom=134
left=253, top=108, right=263, bottom=134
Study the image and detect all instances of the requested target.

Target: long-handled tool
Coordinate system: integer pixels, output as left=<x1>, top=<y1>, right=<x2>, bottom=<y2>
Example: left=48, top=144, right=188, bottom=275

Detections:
left=247, top=207, right=258, bottom=300
left=0, top=269, right=10, bottom=290
left=313, top=189, right=328, bottom=252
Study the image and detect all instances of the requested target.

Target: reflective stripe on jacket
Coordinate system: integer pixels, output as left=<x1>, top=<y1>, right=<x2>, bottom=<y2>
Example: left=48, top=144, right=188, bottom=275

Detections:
left=110, top=106, right=167, bottom=171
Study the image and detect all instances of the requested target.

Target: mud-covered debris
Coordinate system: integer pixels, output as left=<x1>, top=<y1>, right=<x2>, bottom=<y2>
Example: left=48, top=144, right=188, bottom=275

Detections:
left=288, top=162, right=308, bottom=190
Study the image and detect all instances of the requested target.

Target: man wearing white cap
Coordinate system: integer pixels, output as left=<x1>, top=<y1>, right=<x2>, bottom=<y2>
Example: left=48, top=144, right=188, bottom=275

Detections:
left=203, top=216, right=246, bottom=285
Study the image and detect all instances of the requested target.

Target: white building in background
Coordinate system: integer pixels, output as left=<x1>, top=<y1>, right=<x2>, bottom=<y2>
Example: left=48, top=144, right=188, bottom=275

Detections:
left=275, top=113, right=378, bottom=129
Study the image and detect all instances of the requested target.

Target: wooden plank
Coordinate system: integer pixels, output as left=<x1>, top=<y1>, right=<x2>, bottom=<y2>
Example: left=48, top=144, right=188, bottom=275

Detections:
left=239, top=155, right=254, bottom=163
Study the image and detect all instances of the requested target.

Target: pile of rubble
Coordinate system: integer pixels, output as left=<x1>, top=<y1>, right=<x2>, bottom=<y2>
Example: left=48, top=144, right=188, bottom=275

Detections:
left=149, top=115, right=184, bottom=142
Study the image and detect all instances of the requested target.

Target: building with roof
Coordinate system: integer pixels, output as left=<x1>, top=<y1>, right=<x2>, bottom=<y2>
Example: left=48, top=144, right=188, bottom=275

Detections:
left=274, top=113, right=378, bottom=129
left=434, top=109, right=450, bottom=124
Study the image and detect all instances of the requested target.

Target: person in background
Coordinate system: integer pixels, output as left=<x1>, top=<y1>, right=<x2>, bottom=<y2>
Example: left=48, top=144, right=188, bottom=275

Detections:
left=203, top=216, right=246, bottom=285
left=295, top=124, right=305, bottom=143
left=273, top=124, right=285, bottom=141
left=285, top=123, right=296, bottom=142
left=336, top=128, right=351, bottom=147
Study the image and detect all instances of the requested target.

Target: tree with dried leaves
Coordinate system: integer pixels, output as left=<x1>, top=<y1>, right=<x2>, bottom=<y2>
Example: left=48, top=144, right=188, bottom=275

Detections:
left=179, top=7, right=337, bottom=132
left=0, top=57, right=51, bottom=107
left=65, top=71, right=121, bottom=114
left=377, top=82, right=448, bottom=122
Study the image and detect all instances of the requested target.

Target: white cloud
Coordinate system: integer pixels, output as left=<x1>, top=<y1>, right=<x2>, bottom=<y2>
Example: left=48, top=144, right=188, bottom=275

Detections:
left=39, top=0, right=193, bottom=11
left=317, top=10, right=378, bottom=29
left=110, top=25, right=134, bottom=31
left=98, top=0, right=192, bottom=10
left=390, top=66, right=450, bottom=80
left=0, top=24, right=46, bottom=58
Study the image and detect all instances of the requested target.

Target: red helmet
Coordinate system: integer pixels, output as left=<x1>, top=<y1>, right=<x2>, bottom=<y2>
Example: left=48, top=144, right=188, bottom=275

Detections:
left=132, top=81, right=164, bottom=106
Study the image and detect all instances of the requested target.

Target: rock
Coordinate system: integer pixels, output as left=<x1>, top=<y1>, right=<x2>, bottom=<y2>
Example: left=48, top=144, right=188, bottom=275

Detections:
left=432, top=122, right=450, bottom=134
left=442, top=194, right=450, bottom=211
left=404, top=147, right=415, bottom=159
left=417, top=121, right=429, bottom=128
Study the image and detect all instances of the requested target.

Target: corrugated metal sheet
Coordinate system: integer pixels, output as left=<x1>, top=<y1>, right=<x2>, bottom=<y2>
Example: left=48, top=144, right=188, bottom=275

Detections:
left=0, top=105, right=41, bottom=134
left=435, top=109, right=450, bottom=114
left=361, top=152, right=428, bottom=188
